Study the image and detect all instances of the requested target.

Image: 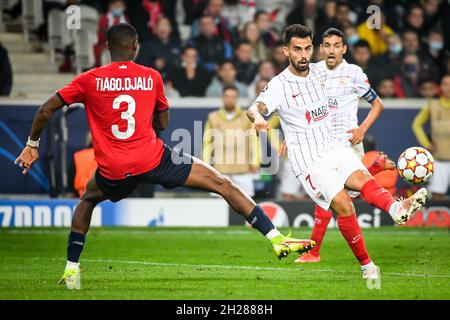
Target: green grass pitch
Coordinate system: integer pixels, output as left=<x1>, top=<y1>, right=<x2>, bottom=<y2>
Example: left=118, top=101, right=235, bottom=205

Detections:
left=0, top=227, right=449, bottom=299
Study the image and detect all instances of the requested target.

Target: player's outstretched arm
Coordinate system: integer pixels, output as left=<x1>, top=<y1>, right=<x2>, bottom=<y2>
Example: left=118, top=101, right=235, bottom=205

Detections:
left=347, top=97, right=384, bottom=145
left=247, top=101, right=269, bottom=135
left=14, top=94, right=64, bottom=174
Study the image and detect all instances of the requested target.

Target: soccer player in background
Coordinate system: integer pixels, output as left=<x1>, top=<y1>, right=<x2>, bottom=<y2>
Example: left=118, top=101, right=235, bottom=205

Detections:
left=247, top=24, right=427, bottom=280
left=296, top=28, right=397, bottom=264
left=14, top=23, right=315, bottom=290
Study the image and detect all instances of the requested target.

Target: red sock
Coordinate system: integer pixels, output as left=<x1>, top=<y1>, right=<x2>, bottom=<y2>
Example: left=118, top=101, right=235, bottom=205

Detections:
left=309, top=205, right=332, bottom=256
left=367, top=162, right=382, bottom=176
left=360, top=179, right=396, bottom=213
left=337, top=214, right=371, bottom=266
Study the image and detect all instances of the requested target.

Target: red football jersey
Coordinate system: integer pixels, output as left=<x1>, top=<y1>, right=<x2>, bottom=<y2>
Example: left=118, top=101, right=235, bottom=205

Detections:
left=57, top=61, right=168, bottom=180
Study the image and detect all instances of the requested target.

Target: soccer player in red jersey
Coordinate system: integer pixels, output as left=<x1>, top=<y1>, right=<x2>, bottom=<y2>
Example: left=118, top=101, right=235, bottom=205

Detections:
left=14, top=23, right=314, bottom=290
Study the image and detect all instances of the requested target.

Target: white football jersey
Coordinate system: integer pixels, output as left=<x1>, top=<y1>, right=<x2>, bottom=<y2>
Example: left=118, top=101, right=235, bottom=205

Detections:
left=255, top=64, right=334, bottom=176
left=315, top=59, right=374, bottom=147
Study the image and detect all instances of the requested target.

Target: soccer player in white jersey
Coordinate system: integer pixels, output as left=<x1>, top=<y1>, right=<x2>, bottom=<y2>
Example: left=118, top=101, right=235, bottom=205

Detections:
left=247, top=24, right=428, bottom=280
left=296, top=27, right=397, bottom=264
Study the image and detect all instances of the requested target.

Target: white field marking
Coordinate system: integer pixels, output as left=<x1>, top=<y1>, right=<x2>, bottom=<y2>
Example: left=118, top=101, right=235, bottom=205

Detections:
left=29, top=257, right=450, bottom=279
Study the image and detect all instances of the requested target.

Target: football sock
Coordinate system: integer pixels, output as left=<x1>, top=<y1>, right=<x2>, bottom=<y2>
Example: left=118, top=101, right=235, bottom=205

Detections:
left=367, top=161, right=383, bottom=176
left=360, top=179, right=396, bottom=213
left=309, top=205, right=333, bottom=256
left=337, top=214, right=371, bottom=266
left=67, top=231, right=86, bottom=264
left=246, top=205, right=277, bottom=238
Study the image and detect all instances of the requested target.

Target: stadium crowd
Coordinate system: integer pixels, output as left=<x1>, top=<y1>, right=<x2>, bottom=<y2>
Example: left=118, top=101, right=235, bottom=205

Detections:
left=2, top=0, right=450, bottom=99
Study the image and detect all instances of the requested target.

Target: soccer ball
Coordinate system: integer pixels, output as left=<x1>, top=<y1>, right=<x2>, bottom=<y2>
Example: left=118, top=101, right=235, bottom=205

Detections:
left=397, top=147, right=434, bottom=184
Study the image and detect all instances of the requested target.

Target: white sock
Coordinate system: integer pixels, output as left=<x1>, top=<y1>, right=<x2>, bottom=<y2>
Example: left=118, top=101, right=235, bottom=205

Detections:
left=265, top=229, right=281, bottom=241
left=361, top=261, right=375, bottom=270
left=66, top=260, right=79, bottom=270
left=388, top=201, right=399, bottom=217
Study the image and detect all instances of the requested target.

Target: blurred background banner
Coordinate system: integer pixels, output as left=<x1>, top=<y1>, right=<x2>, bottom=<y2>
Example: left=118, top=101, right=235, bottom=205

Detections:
left=0, top=198, right=229, bottom=227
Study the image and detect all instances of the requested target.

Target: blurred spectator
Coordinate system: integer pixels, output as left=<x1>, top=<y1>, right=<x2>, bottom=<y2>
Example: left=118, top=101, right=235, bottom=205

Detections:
left=222, top=0, right=256, bottom=28
left=402, top=30, right=421, bottom=55
left=403, top=4, right=426, bottom=39
left=166, top=46, right=212, bottom=97
left=203, top=85, right=259, bottom=196
left=241, top=21, right=269, bottom=62
left=418, top=77, right=439, bottom=99
left=423, top=0, right=441, bottom=32
left=73, top=133, right=97, bottom=197
left=286, top=0, right=340, bottom=46
left=0, top=41, right=12, bottom=96
left=426, top=29, right=448, bottom=77
left=357, top=11, right=394, bottom=55
left=188, top=15, right=233, bottom=72
left=402, top=30, right=439, bottom=78
left=182, top=0, right=208, bottom=25
left=349, top=39, right=378, bottom=80
left=248, top=60, right=275, bottom=98
left=141, top=0, right=164, bottom=34
left=344, top=25, right=360, bottom=47
left=376, top=78, right=396, bottom=98
left=94, top=0, right=128, bottom=67
left=336, top=0, right=357, bottom=29
left=394, top=53, right=422, bottom=98
left=270, top=40, right=288, bottom=75
left=233, top=41, right=258, bottom=85
left=135, top=16, right=181, bottom=72
left=372, top=33, right=403, bottom=80
left=361, top=134, right=398, bottom=195
left=191, top=0, right=236, bottom=44
left=255, top=0, right=293, bottom=32
left=412, top=74, right=450, bottom=200
left=254, top=10, right=279, bottom=48
left=206, top=61, right=248, bottom=97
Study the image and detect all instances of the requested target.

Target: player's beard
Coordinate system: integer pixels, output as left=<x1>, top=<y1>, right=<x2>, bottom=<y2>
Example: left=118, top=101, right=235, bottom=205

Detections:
left=290, top=57, right=309, bottom=73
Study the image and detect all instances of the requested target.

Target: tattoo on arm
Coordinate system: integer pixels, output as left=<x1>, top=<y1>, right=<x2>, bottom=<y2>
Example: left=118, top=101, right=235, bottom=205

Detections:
left=247, top=101, right=268, bottom=122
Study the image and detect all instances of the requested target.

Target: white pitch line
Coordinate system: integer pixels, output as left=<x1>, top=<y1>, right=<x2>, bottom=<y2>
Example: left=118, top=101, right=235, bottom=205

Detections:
left=30, top=257, right=450, bottom=279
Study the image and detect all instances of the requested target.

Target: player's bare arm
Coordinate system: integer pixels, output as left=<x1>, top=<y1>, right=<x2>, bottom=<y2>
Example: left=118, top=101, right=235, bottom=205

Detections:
left=14, top=94, right=64, bottom=174
left=347, top=97, right=384, bottom=145
left=247, top=101, right=269, bottom=135
left=153, top=109, right=169, bottom=131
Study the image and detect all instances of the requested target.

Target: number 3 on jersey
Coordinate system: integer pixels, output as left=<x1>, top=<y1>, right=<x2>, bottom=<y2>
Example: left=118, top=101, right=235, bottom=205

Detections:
left=112, top=94, right=136, bottom=139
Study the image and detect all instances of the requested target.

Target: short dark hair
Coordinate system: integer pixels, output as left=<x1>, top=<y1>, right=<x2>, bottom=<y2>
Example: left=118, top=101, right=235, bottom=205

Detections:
left=283, top=24, right=313, bottom=46
left=182, top=45, right=197, bottom=54
left=254, top=10, right=268, bottom=22
left=106, top=23, right=138, bottom=49
left=222, top=84, right=238, bottom=94
left=219, top=60, right=235, bottom=69
left=322, top=27, right=345, bottom=44
left=353, top=39, right=371, bottom=51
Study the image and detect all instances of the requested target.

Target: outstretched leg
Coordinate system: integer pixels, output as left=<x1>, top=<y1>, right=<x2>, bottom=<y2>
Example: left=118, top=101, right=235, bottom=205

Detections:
left=183, top=157, right=315, bottom=258
left=346, top=170, right=427, bottom=224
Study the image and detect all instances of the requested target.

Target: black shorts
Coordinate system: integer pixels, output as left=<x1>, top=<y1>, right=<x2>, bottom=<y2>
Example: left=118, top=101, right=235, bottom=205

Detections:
left=95, top=144, right=193, bottom=202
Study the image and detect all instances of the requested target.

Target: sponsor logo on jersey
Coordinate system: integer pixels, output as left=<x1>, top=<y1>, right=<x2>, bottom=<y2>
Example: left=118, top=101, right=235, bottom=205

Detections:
left=327, top=97, right=338, bottom=110
left=306, top=105, right=329, bottom=124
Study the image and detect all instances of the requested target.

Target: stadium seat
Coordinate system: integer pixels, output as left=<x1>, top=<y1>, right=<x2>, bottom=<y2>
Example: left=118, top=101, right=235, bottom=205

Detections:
left=47, top=9, right=71, bottom=62
left=73, top=5, right=99, bottom=73
left=21, top=0, right=44, bottom=43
